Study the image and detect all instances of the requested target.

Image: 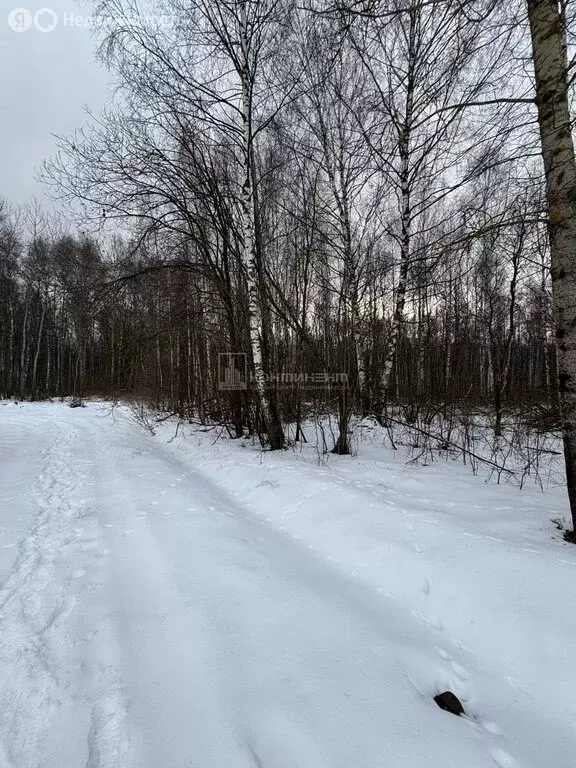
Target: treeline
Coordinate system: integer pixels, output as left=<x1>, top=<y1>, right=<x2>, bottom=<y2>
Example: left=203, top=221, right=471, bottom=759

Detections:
left=0, top=198, right=554, bottom=432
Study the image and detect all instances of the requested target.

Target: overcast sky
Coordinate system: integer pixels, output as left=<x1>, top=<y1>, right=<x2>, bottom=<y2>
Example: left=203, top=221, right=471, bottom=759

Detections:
left=0, top=1, right=111, bottom=208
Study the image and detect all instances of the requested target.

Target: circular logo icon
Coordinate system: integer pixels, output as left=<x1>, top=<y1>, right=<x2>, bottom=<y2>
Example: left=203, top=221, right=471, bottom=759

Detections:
left=7, top=8, right=33, bottom=31
left=34, top=7, right=57, bottom=32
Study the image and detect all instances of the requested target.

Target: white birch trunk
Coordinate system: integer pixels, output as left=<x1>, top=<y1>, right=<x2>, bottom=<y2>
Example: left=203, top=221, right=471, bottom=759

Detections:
left=382, top=132, right=412, bottom=399
left=528, top=0, right=576, bottom=531
left=238, top=1, right=283, bottom=448
left=19, top=294, right=29, bottom=399
left=31, top=300, right=46, bottom=398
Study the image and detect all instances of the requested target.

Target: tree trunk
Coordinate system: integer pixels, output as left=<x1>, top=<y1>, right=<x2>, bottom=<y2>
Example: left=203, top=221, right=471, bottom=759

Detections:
left=31, top=300, right=46, bottom=399
left=381, top=63, right=414, bottom=405
left=19, top=294, right=29, bottom=400
left=238, top=1, right=283, bottom=450
left=528, top=0, right=576, bottom=533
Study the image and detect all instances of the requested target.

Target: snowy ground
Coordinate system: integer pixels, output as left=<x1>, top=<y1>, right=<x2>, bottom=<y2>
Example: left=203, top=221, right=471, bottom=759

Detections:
left=0, top=401, right=574, bottom=768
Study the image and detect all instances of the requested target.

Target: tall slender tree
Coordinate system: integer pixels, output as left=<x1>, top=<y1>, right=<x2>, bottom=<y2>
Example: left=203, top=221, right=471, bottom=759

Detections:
left=527, top=0, right=576, bottom=536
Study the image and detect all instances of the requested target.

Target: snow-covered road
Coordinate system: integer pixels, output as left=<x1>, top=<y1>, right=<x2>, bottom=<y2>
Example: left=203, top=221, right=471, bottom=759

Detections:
left=0, top=403, right=574, bottom=768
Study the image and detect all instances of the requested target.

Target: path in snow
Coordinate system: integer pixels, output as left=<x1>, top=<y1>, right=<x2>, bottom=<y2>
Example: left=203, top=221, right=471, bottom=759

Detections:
left=0, top=403, right=573, bottom=768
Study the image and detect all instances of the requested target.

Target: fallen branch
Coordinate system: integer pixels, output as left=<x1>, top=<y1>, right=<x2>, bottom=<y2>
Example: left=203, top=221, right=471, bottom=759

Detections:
left=380, top=415, right=515, bottom=476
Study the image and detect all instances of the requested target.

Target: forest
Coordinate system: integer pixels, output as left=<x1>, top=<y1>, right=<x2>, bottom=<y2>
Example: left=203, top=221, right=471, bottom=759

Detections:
left=1, top=0, right=575, bottom=528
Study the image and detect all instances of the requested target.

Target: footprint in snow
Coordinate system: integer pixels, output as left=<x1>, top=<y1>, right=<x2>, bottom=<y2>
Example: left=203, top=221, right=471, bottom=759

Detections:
left=481, top=721, right=503, bottom=736
left=452, top=638, right=473, bottom=654
left=505, top=676, right=530, bottom=695
left=72, top=628, right=98, bottom=646
left=421, top=577, right=431, bottom=596
left=86, top=693, right=132, bottom=768
left=23, top=592, right=42, bottom=618
left=411, top=609, right=443, bottom=631
left=489, top=747, right=520, bottom=767
left=450, top=661, right=469, bottom=681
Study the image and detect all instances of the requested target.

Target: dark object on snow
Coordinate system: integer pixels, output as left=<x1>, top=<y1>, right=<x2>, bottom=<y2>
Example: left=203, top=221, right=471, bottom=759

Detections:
left=69, top=399, right=85, bottom=409
left=564, top=529, right=576, bottom=544
left=434, top=691, right=464, bottom=716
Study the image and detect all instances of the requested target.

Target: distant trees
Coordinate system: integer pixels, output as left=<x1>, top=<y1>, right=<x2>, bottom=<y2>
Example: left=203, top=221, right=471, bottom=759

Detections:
left=0, top=215, right=102, bottom=402
left=0, top=202, right=22, bottom=398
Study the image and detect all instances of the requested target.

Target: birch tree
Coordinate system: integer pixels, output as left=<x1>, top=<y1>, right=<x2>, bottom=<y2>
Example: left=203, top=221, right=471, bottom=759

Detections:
left=289, top=12, right=377, bottom=452
left=347, top=0, right=524, bottom=411
left=527, top=0, right=576, bottom=536
left=47, top=0, right=289, bottom=448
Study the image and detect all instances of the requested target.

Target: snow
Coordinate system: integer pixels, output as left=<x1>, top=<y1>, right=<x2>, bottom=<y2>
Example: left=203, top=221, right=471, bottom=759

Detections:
left=0, top=401, right=575, bottom=768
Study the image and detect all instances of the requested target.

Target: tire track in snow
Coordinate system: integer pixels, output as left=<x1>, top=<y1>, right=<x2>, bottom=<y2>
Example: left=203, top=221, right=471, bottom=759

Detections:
left=0, top=419, right=132, bottom=768
left=0, top=421, right=79, bottom=766
left=66, top=421, right=134, bottom=768
left=86, top=684, right=132, bottom=768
